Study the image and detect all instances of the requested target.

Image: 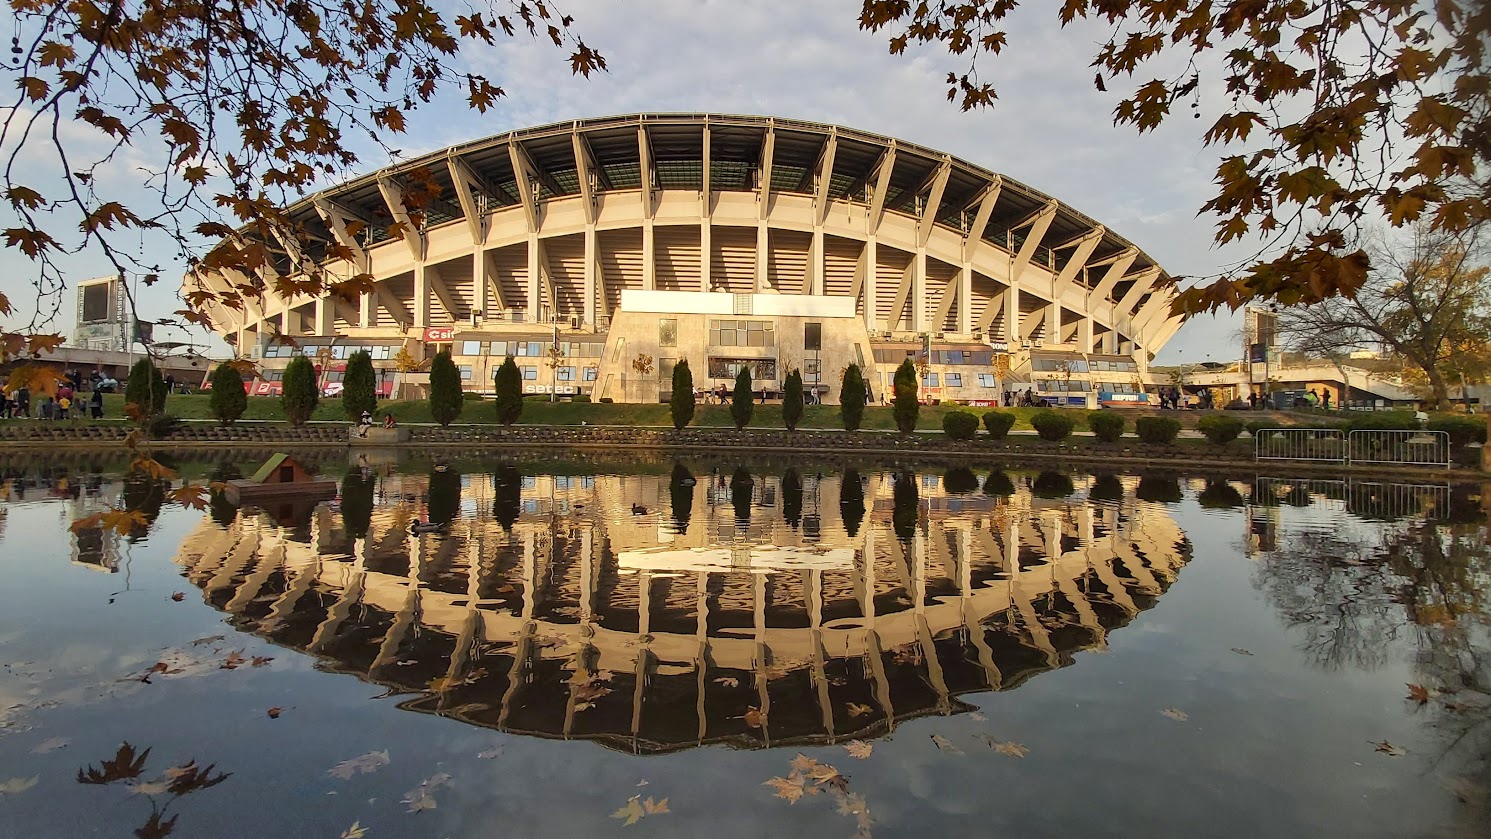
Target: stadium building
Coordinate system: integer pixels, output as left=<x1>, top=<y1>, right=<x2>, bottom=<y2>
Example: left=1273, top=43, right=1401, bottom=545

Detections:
left=189, top=114, right=1184, bottom=404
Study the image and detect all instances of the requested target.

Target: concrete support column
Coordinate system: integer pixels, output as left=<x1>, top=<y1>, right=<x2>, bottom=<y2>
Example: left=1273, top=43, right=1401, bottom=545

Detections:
left=1102, top=329, right=1118, bottom=354
left=1045, top=303, right=1059, bottom=345
left=412, top=263, right=430, bottom=329
left=314, top=298, right=334, bottom=335
left=756, top=224, right=769, bottom=292
left=359, top=290, right=372, bottom=328
left=526, top=236, right=541, bottom=319
left=474, top=249, right=489, bottom=322
left=809, top=227, right=824, bottom=295
left=642, top=221, right=656, bottom=291
left=583, top=229, right=597, bottom=326
left=958, top=265, right=973, bottom=334
left=912, top=250, right=927, bottom=333
left=699, top=220, right=712, bottom=292
left=864, top=237, right=878, bottom=331
left=1080, top=317, right=1095, bottom=353
left=1004, top=286, right=1020, bottom=344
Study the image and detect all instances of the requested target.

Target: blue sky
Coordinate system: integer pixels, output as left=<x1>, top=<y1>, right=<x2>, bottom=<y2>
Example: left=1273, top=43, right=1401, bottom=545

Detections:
left=0, top=0, right=1255, bottom=363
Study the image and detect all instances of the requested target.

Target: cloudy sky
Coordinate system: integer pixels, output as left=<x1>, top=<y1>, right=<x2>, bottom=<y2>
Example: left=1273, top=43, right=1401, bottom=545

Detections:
left=1, top=0, right=1256, bottom=363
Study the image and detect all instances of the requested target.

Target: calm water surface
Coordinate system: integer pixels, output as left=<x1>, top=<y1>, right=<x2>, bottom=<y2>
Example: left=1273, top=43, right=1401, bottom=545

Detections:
left=0, top=453, right=1487, bottom=838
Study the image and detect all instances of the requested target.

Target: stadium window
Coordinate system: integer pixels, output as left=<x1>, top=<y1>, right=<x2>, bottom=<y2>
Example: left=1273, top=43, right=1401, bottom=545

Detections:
left=522, top=366, right=537, bottom=380
left=945, top=373, right=962, bottom=387
left=659, top=318, right=677, bottom=347
left=977, top=373, right=997, bottom=387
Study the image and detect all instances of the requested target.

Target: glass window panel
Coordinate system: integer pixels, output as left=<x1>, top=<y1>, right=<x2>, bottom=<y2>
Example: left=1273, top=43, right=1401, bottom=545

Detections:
left=522, top=366, right=537, bottom=380
left=659, top=319, right=677, bottom=347
left=461, top=341, right=482, bottom=356
left=946, top=373, right=962, bottom=387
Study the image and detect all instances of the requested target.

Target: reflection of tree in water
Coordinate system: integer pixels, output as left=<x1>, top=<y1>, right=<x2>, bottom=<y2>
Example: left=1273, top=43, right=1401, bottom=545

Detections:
left=1032, top=471, right=1074, bottom=499
left=491, top=465, right=522, bottom=531
left=782, top=468, right=802, bottom=529
left=1253, top=527, right=1404, bottom=671
left=731, top=468, right=754, bottom=525
left=208, top=463, right=242, bottom=528
left=943, top=467, right=979, bottom=495
left=669, top=462, right=694, bottom=534
left=982, top=470, right=1015, bottom=497
left=838, top=468, right=865, bottom=538
left=339, top=471, right=374, bottom=539
left=1254, top=511, right=1491, bottom=819
left=1198, top=480, right=1244, bottom=509
left=121, top=473, right=168, bottom=542
left=426, top=467, right=461, bottom=525
left=891, top=471, right=918, bottom=541
left=1089, top=473, right=1123, bottom=503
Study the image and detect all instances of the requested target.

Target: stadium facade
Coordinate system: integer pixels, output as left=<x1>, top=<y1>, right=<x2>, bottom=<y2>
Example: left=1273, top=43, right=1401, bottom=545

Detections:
left=189, top=114, right=1185, bottom=404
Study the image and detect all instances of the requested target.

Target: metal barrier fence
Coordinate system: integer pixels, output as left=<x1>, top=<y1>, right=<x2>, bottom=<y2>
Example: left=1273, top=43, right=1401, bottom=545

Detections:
left=1252, top=428, right=1451, bottom=467
left=1250, top=477, right=1452, bottom=519
left=1253, top=428, right=1346, bottom=463
left=1346, top=429, right=1450, bottom=467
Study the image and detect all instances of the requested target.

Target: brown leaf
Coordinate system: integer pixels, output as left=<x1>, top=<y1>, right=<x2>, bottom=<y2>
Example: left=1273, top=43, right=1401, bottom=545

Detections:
left=266, top=707, right=282, bottom=719
left=930, top=734, right=963, bottom=754
left=844, top=741, right=873, bottom=760
left=1374, top=741, right=1406, bottom=757
left=847, top=702, right=873, bottom=717
left=642, top=796, right=670, bottom=815
left=789, top=754, right=818, bottom=773
left=170, top=592, right=185, bottom=602
left=1406, top=683, right=1430, bottom=704
left=744, top=706, right=766, bottom=729
left=327, top=750, right=390, bottom=779
left=611, top=795, right=645, bottom=825
left=251, top=656, right=273, bottom=668
left=220, top=651, right=246, bottom=670
left=977, top=735, right=1029, bottom=758
left=1161, top=707, right=1189, bottom=721
left=764, top=775, right=805, bottom=803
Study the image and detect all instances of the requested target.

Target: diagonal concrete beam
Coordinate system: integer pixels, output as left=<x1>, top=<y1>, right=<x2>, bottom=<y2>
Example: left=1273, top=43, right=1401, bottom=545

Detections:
left=963, top=176, right=1002, bottom=263
left=917, top=157, right=952, bottom=248
left=1086, top=247, right=1137, bottom=309
left=1050, top=226, right=1104, bottom=299
left=377, top=178, right=427, bottom=262
left=1008, top=200, right=1058, bottom=289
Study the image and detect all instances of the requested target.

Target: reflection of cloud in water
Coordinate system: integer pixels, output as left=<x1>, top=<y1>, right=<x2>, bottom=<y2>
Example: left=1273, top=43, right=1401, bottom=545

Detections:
left=174, top=468, right=1190, bottom=753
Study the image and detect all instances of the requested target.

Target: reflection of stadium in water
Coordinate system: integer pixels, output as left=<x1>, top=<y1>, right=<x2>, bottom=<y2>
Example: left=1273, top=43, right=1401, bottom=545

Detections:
left=175, top=466, right=1190, bottom=753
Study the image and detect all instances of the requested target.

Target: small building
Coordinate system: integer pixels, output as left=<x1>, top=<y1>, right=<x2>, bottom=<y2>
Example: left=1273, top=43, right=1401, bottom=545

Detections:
left=224, top=453, right=337, bottom=505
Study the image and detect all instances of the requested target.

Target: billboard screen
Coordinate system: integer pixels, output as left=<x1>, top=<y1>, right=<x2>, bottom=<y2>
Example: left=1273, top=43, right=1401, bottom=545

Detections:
left=80, top=282, right=111, bottom=324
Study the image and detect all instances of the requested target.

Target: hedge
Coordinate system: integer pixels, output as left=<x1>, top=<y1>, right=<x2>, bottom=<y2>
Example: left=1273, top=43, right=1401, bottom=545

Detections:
left=942, top=410, right=980, bottom=440
left=1196, top=414, right=1244, bottom=445
left=1426, top=416, right=1486, bottom=447
left=1086, top=410, right=1126, bottom=443
left=1030, top=410, right=1075, bottom=442
left=982, top=410, right=1017, bottom=439
left=1135, top=415, right=1181, bottom=444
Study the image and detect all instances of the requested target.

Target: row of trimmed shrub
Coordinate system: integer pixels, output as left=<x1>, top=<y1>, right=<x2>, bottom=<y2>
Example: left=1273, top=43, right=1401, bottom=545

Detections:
left=940, top=409, right=1185, bottom=445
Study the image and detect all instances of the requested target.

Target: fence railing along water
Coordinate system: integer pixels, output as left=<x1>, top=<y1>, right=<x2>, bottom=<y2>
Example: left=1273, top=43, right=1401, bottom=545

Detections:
left=1250, top=477, right=1452, bottom=519
left=1253, top=428, right=1451, bottom=467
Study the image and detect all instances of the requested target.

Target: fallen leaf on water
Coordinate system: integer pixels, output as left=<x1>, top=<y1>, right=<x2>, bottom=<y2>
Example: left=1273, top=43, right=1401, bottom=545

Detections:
left=340, top=821, right=367, bottom=839
left=476, top=745, right=504, bottom=760
left=1161, top=708, right=1189, bottom=721
left=642, top=796, right=669, bottom=815
left=1230, top=648, right=1254, bottom=656
left=809, top=764, right=841, bottom=784
left=636, top=779, right=649, bottom=787
left=251, top=656, right=273, bottom=668
left=266, top=707, right=282, bottom=719
left=0, top=776, right=38, bottom=795
left=931, top=734, right=963, bottom=755
left=713, top=677, right=740, bottom=688
left=127, top=779, right=171, bottom=796
left=764, top=776, right=806, bottom=804
left=846, top=703, right=873, bottom=717
left=744, top=706, right=766, bottom=729
left=1442, top=701, right=1473, bottom=713
left=1406, top=683, right=1430, bottom=704
left=844, top=741, right=873, bottom=760
left=1374, top=741, right=1406, bottom=757
left=220, top=651, right=246, bottom=670
left=977, top=735, right=1029, bottom=758
left=170, top=592, right=185, bottom=602
left=611, top=795, right=645, bottom=826
left=401, top=772, right=452, bottom=813
left=327, top=750, right=390, bottom=780
left=30, top=737, right=68, bottom=754
left=970, top=711, right=987, bottom=721
left=790, top=754, right=818, bottom=773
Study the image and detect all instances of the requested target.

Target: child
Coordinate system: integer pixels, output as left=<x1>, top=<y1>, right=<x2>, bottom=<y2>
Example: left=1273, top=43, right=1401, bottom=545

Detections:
left=57, top=395, right=71, bottom=420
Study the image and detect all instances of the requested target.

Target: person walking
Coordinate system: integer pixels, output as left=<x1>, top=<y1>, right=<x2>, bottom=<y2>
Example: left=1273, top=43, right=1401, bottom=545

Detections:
left=16, top=386, right=30, bottom=418
left=90, top=388, right=104, bottom=420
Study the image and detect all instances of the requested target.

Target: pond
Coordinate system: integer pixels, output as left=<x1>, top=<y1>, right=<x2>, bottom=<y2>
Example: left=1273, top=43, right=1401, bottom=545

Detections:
left=0, top=453, right=1487, bottom=838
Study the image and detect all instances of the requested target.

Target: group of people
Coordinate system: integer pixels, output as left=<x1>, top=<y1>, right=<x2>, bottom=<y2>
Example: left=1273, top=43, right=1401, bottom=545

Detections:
left=1, top=384, right=105, bottom=420
left=354, top=410, right=399, bottom=436
left=1003, top=389, right=1051, bottom=408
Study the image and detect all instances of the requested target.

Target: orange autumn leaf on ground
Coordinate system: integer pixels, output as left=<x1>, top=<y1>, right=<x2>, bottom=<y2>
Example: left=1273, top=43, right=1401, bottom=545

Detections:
left=1406, top=684, right=1431, bottom=704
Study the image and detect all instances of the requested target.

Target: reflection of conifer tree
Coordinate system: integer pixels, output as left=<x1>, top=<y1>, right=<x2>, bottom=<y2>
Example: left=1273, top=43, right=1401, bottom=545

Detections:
left=982, top=470, right=1015, bottom=497
left=208, top=462, right=243, bottom=527
left=1032, top=471, right=1075, bottom=499
left=782, top=468, right=803, bottom=529
left=492, top=465, right=523, bottom=532
left=1088, top=473, right=1123, bottom=503
left=121, top=473, right=167, bottom=542
left=731, top=467, right=754, bottom=525
left=892, top=470, right=919, bottom=542
left=839, top=468, right=866, bottom=538
left=669, top=462, right=695, bottom=534
left=942, top=467, right=979, bottom=495
left=427, top=467, right=461, bottom=525
left=339, top=471, right=374, bottom=539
